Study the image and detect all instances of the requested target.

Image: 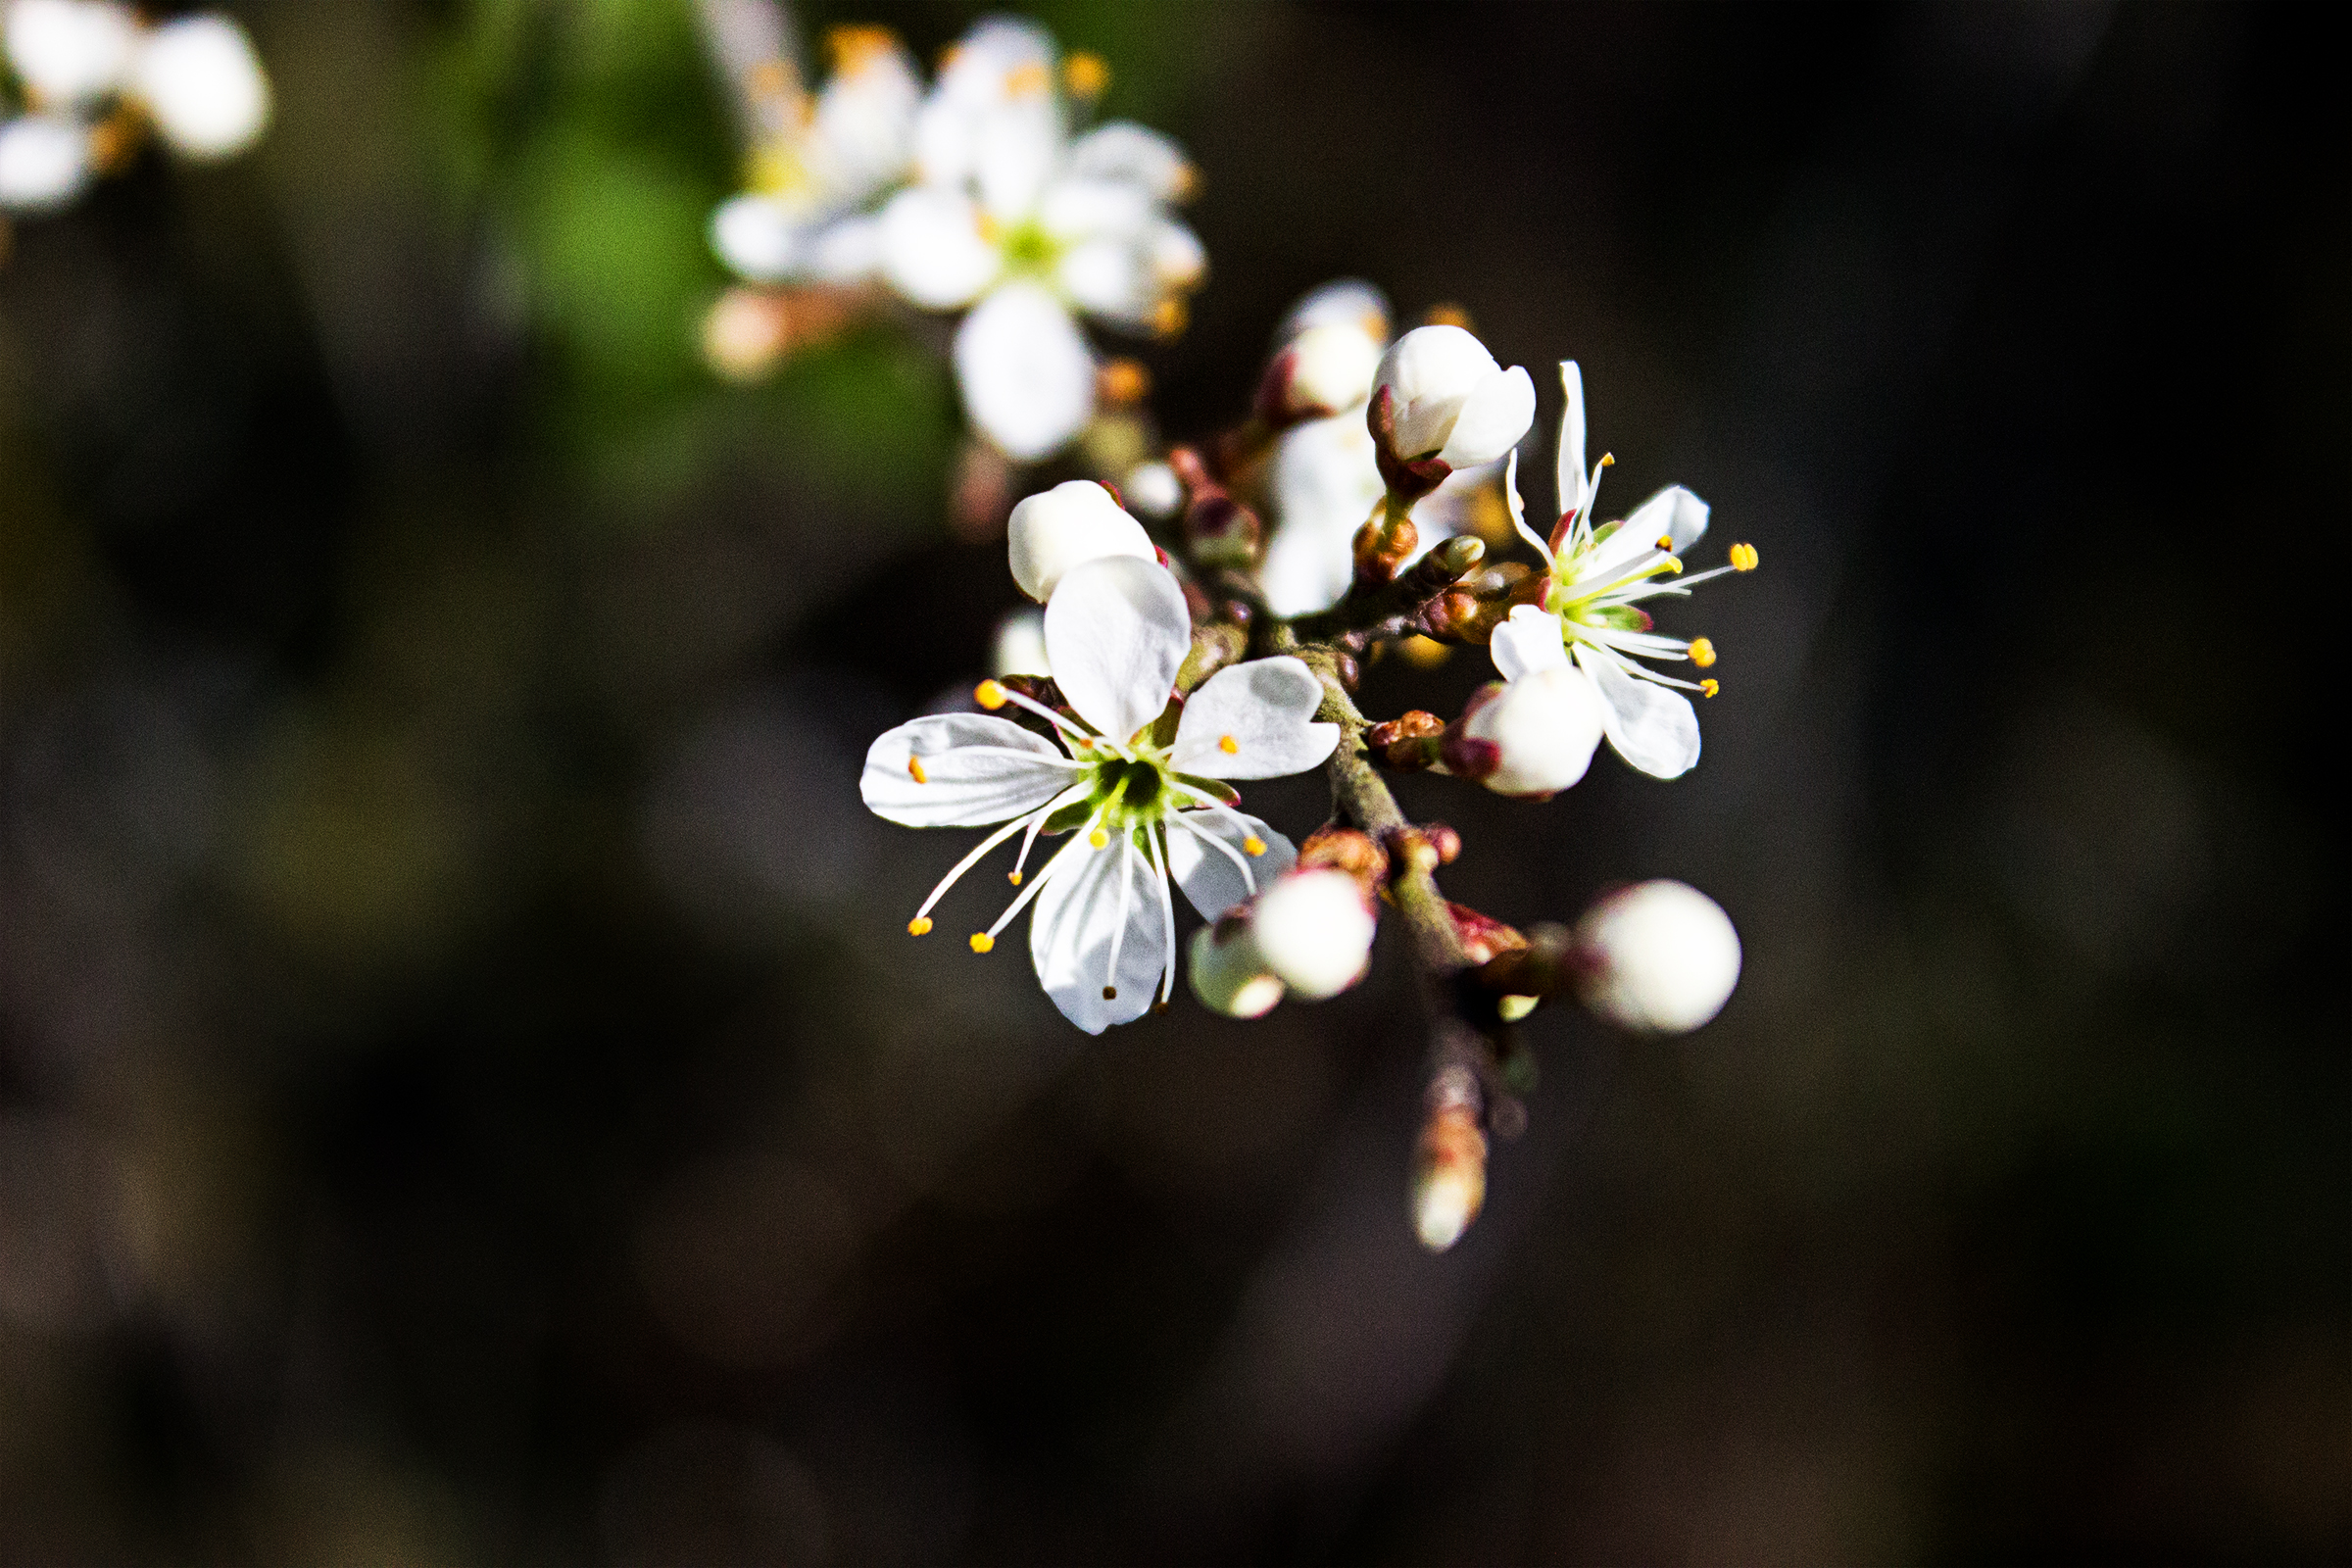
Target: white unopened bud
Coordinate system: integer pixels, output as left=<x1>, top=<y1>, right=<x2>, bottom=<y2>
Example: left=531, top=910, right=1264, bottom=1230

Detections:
left=1458, top=668, right=1604, bottom=797
left=1279, top=278, right=1389, bottom=345
left=1005, top=479, right=1154, bottom=603
left=1574, top=880, right=1741, bottom=1034
left=1187, top=922, right=1285, bottom=1018
left=132, top=15, right=270, bottom=162
left=1121, top=459, right=1183, bottom=521
left=1371, top=324, right=1535, bottom=468
left=989, top=607, right=1050, bottom=678
left=4, top=0, right=137, bottom=107
left=0, top=114, right=91, bottom=213
left=1277, top=321, right=1382, bottom=417
left=1250, top=869, right=1375, bottom=1001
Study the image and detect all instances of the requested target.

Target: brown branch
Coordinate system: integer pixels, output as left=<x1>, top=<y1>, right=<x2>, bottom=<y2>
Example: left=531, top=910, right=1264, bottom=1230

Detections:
left=1284, top=535, right=1485, bottom=647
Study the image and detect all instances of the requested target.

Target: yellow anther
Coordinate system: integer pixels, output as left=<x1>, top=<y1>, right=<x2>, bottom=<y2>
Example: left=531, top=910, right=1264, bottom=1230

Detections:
left=1101, top=984, right=1117, bottom=1001
left=938, top=42, right=964, bottom=72
left=1730, top=542, right=1759, bottom=571
left=1005, top=61, right=1050, bottom=97
left=1006, top=870, right=1022, bottom=885
left=824, top=24, right=898, bottom=74
left=1422, top=303, right=1473, bottom=331
left=974, top=679, right=1008, bottom=710
left=969, top=932, right=995, bottom=954
left=1061, top=51, right=1110, bottom=98
left=907, top=916, right=933, bottom=936
left=1688, top=637, right=1717, bottom=668
left=1170, top=163, right=1200, bottom=202
left=975, top=210, right=1001, bottom=244
left=1656, top=535, right=1674, bottom=551
left=1090, top=829, right=1109, bottom=849
left=1218, top=734, right=1239, bottom=755
left=1598, top=453, right=1615, bottom=467
left=1244, top=836, right=1267, bottom=857
left=1098, top=359, right=1151, bottom=406
left=1699, top=678, right=1720, bottom=699
left=906, top=756, right=928, bottom=783
left=1151, top=297, right=1190, bottom=339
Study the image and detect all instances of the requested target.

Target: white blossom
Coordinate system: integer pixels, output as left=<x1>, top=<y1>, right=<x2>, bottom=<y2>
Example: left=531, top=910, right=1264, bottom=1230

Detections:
left=877, top=18, right=1202, bottom=460
left=4, top=0, right=136, bottom=108
left=1004, top=478, right=1155, bottom=603
left=860, top=556, right=1337, bottom=1033
left=130, top=14, right=269, bottom=161
left=1372, top=324, right=1535, bottom=468
left=708, top=25, right=920, bottom=285
left=1498, top=364, right=1757, bottom=779
left=1573, top=879, right=1741, bottom=1033
left=1249, top=868, right=1375, bottom=999
left=0, top=110, right=89, bottom=211
left=1120, top=459, right=1182, bottom=521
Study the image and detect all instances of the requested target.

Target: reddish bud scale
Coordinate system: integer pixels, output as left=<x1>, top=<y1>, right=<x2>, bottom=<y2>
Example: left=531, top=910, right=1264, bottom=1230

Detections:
left=1368, top=385, right=1452, bottom=503
left=1298, top=825, right=1387, bottom=900
left=1352, top=514, right=1418, bottom=585
left=1424, top=822, right=1463, bottom=864
left=1471, top=921, right=1579, bottom=1002
left=1446, top=903, right=1528, bottom=967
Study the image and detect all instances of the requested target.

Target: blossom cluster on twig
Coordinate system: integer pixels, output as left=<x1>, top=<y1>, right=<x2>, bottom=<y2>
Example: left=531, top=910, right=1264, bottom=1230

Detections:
left=713, top=11, right=1760, bottom=1251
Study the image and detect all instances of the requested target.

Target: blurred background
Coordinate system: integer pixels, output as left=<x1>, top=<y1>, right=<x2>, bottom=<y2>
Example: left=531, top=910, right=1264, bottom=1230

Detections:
left=2, top=0, right=2344, bottom=1561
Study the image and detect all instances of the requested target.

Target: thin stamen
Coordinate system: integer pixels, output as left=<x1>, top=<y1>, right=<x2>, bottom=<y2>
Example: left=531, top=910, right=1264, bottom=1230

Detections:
left=1007, top=781, right=1086, bottom=884
left=983, top=682, right=1104, bottom=749
left=1103, top=829, right=1137, bottom=998
left=1505, top=450, right=1555, bottom=567
left=981, top=804, right=1106, bottom=942
left=1168, top=808, right=1259, bottom=899
left=1143, top=820, right=1179, bottom=1004
left=943, top=745, right=1089, bottom=769
left=914, top=808, right=1048, bottom=922
left=1166, top=781, right=1265, bottom=851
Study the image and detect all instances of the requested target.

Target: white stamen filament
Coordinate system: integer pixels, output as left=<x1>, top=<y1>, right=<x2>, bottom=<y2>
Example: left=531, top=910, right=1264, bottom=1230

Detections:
left=1104, top=828, right=1137, bottom=994
left=988, top=682, right=1103, bottom=747
left=979, top=807, right=1101, bottom=943
left=914, top=806, right=1054, bottom=922
left=1166, top=782, right=1267, bottom=857
left=1142, top=820, right=1179, bottom=1003
left=1167, top=808, right=1259, bottom=898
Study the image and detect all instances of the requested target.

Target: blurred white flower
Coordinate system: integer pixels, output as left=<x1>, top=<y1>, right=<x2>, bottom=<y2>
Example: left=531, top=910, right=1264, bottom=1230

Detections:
left=1498, top=365, right=1757, bottom=779
left=1187, top=919, right=1285, bottom=1018
left=877, top=18, right=1203, bottom=460
left=1372, top=324, right=1535, bottom=469
left=1004, top=478, right=1154, bottom=603
left=861, top=556, right=1336, bottom=1032
left=708, top=25, right=919, bottom=285
left=1120, top=459, right=1182, bottom=521
left=989, top=608, right=1051, bottom=679
left=131, top=14, right=269, bottom=161
left=1572, top=879, right=1741, bottom=1033
left=0, top=110, right=89, bottom=211
left=1249, top=868, right=1375, bottom=1000
left=4, top=0, right=135, bottom=107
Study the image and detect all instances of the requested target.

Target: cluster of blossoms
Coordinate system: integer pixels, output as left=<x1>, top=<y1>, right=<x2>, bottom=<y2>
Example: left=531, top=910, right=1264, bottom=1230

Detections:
left=703, top=15, right=1202, bottom=465
left=0, top=0, right=269, bottom=220
left=717, top=10, right=1761, bottom=1250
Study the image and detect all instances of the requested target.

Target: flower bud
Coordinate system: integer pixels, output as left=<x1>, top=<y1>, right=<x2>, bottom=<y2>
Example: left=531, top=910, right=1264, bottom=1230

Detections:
left=1258, top=321, right=1384, bottom=423
left=5, top=0, right=137, bottom=108
left=1250, top=869, right=1375, bottom=1000
left=1188, top=920, right=1285, bottom=1019
left=0, top=114, right=91, bottom=213
left=1122, top=460, right=1183, bottom=521
left=133, top=15, right=271, bottom=162
left=1413, top=1097, right=1487, bottom=1252
left=1006, top=480, right=1155, bottom=603
left=1370, top=324, right=1536, bottom=469
left=1572, top=880, right=1741, bottom=1034
left=1450, top=668, right=1604, bottom=797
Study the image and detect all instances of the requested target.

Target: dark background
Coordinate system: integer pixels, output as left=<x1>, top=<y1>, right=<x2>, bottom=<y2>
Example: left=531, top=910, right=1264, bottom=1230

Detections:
left=2, top=1, right=2344, bottom=1561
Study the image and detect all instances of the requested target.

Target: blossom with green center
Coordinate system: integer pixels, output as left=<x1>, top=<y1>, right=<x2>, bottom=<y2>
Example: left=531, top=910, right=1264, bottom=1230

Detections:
left=861, top=556, right=1337, bottom=1033
left=1494, top=362, right=1758, bottom=779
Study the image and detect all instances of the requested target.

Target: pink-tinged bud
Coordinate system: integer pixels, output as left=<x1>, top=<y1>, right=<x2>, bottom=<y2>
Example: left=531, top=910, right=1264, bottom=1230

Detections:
left=1572, top=880, right=1741, bottom=1034
left=1250, top=869, right=1376, bottom=1000
left=1413, top=1098, right=1487, bottom=1252
left=1450, top=668, right=1604, bottom=797
left=1370, top=324, right=1536, bottom=469
left=1188, top=919, right=1285, bottom=1018
left=1446, top=904, right=1526, bottom=966
left=1006, top=480, right=1154, bottom=602
left=1256, top=320, right=1384, bottom=424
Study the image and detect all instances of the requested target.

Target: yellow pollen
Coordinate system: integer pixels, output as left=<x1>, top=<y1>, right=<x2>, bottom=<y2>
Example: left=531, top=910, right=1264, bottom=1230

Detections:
left=1061, top=52, right=1110, bottom=98
left=975, top=211, right=1001, bottom=244
left=906, top=756, right=928, bottom=783
left=969, top=932, right=995, bottom=953
left=907, top=916, right=933, bottom=936
left=1422, top=303, right=1473, bottom=330
left=1688, top=637, right=1718, bottom=668
left=1218, top=734, right=1239, bottom=755
left=1656, top=535, right=1673, bottom=550
left=938, top=43, right=964, bottom=72
left=974, top=679, right=1008, bottom=710
left=824, top=24, right=897, bottom=74
left=1700, top=678, right=1720, bottom=699
left=1098, top=358, right=1151, bottom=406
left=1005, top=61, right=1050, bottom=97
left=1090, top=829, right=1109, bottom=849
left=1730, top=542, right=1759, bottom=571
left=1244, top=836, right=1267, bottom=857
left=1007, top=870, right=1022, bottom=885
left=1170, top=163, right=1200, bottom=202
left=1598, top=453, right=1615, bottom=467
left=1151, top=297, right=1190, bottom=339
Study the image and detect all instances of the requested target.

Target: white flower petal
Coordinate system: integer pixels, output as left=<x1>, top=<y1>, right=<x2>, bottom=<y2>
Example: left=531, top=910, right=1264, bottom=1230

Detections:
left=1376, top=324, right=1499, bottom=457
left=1438, top=365, right=1536, bottom=467
left=1262, top=413, right=1382, bottom=616
left=0, top=113, right=92, bottom=212
left=1028, top=831, right=1163, bottom=1033
left=1574, top=645, right=1701, bottom=779
left=1054, top=236, right=1151, bottom=322
left=805, top=213, right=884, bottom=281
left=953, top=281, right=1096, bottom=461
left=1147, top=219, right=1205, bottom=289
left=132, top=15, right=270, bottom=161
left=861, top=713, right=1074, bottom=826
left=1168, top=658, right=1337, bottom=779
left=1555, top=361, right=1588, bottom=521
left=807, top=43, right=920, bottom=198
left=1042, top=555, right=1190, bottom=744
left=6, top=0, right=137, bottom=107
left=1037, top=175, right=1154, bottom=242
left=1006, top=478, right=1153, bottom=602
left=1251, top=869, right=1376, bottom=1000
left=710, top=193, right=804, bottom=282
left=1280, top=278, right=1390, bottom=345
left=1490, top=605, right=1572, bottom=681
left=1620, top=484, right=1711, bottom=555
left=1167, top=809, right=1296, bottom=921
left=1065, top=122, right=1192, bottom=202
left=878, top=186, right=1001, bottom=308
left=974, top=97, right=1061, bottom=220
left=1575, top=879, right=1741, bottom=1034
